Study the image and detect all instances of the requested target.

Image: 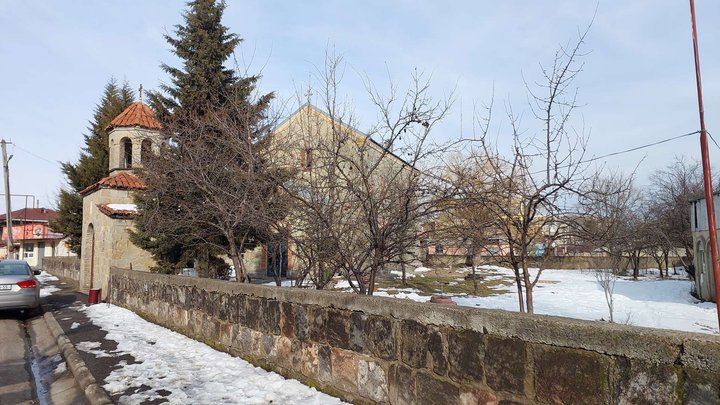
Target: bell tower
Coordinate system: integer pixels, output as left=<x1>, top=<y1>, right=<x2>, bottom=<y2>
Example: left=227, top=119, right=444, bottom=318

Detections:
left=106, top=98, right=162, bottom=172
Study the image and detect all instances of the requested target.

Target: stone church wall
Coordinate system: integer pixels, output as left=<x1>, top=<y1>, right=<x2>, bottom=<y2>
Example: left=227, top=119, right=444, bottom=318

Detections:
left=108, top=267, right=720, bottom=404
left=43, top=256, right=80, bottom=287
left=80, top=188, right=154, bottom=298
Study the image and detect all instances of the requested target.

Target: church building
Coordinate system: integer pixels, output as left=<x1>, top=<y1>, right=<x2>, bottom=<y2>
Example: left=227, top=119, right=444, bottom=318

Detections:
left=78, top=101, right=161, bottom=298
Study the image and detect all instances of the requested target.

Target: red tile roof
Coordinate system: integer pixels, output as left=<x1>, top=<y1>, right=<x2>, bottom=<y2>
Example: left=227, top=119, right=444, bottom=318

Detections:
left=106, top=101, right=162, bottom=131
left=80, top=171, right=146, bottom=196
left=97, top=204, right=138, bottom=219
left=0, top=208, right=57, bottom=222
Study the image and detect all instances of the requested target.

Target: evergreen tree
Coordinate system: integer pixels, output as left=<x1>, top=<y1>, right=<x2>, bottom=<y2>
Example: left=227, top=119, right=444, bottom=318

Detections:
left=134, top=0, right=274, bottom=276
left=148, top=0, right=270, bottom=120
left=51, top=79, right=135, bottom=254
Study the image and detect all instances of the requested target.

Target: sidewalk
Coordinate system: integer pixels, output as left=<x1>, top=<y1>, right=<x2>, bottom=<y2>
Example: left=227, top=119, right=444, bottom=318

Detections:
left=43, top=278, right=346, bottom=405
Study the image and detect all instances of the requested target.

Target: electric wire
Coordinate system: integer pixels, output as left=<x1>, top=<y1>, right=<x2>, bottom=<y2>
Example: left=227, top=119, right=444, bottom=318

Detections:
left=580, top=130, right=699, bottom=165
left=11, top=143, right=61, bottom=167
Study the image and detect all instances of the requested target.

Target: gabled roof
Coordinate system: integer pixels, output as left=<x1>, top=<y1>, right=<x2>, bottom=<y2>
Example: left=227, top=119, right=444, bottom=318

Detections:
left=276, top=103, right=416, bottom=171
left=0, top=207, right=57, bottom=223
left=106, top=101, right=163, bottom=131
left=80, top=171, right=146, bottom=196
left=97, top=203, right=138, bottom=219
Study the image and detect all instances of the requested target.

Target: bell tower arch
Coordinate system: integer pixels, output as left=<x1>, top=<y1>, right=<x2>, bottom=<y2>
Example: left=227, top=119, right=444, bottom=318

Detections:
left=106, top=101, right=163, bottom=172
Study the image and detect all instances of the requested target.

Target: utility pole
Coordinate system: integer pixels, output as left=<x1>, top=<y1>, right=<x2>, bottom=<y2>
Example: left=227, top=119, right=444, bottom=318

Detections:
left=1, top=140, right=13, bottom=259
left=689, top=0, right=720, bottom=328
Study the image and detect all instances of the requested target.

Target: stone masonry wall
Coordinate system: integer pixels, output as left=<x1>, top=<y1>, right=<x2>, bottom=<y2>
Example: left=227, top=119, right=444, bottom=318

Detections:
left=108, top=268, right=720, bottom=404
left=43, top=257, right=80, bottom=287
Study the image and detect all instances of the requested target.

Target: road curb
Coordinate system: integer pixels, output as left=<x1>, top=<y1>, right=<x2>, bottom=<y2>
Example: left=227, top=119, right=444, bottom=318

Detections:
left=43, top=312, right=114, bottom=405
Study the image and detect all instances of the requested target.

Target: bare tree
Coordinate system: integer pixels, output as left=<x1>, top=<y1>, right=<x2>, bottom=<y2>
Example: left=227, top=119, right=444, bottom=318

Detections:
left=466, top=26, right=600, bottom=313
left=134, top=101, right=290, bottom=283
left=441, top=157, right=502, bottom=294
left=283, top=53, right=453, bottom=295
left=647, top=156, right=704, bottom=271
left=576, top=173, right=637, bottom=321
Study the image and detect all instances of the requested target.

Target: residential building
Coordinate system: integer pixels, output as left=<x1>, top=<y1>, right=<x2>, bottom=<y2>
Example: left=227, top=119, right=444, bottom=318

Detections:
left=0, top=207, right=74, bottom=267
left=690, top=194, right=718, bottom=302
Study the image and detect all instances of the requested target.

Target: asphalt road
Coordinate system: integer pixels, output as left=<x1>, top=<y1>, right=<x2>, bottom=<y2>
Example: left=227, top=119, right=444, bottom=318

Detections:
left=0, top=304, right=85, bottom=405
left=0, top=316, right=34, bottom=404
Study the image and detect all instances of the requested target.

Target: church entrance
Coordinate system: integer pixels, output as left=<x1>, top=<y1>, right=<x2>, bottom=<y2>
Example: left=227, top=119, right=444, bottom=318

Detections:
left=266, top=240, right=288, bottom=278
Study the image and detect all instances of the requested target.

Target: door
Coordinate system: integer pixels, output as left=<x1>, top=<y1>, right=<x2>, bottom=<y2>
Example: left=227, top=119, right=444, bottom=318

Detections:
left=266, top=240, right=288, bottom=278
left=36, top=242, right=46, bottom=269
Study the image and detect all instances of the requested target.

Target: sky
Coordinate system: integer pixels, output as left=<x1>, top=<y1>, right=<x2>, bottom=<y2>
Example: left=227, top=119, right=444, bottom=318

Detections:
left=0, top=1, right=719, bottom=213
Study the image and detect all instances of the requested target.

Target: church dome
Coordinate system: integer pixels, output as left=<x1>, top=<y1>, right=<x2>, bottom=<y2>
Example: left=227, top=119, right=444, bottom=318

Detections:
left=106, top=101, right=162, bottom=131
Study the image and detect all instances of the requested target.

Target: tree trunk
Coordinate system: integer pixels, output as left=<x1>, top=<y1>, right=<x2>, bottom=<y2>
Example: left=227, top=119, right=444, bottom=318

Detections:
left=513, top=265, right=525, bottom=313
left=228, top=241, right=246, bottom=283
left=632, top=251, right=640, bottom=280
left=471, top=255, right=478, bottom=295
left=522, top=260, right=534, bottom=314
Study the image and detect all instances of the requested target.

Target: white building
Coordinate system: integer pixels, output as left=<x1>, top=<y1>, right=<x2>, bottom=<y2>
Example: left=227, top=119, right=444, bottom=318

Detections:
left=690, top=194, right=720, bottom=301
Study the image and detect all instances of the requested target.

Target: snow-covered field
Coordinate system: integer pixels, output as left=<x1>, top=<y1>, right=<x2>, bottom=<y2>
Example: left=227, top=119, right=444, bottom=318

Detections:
left=372, top=266, right=719, bottom=335
left=78, top=304, right=347, bottom=405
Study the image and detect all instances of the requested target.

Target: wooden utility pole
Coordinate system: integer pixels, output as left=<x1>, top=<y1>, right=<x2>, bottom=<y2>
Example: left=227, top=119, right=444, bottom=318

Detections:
left=1, top=140, right=13, bottom=258
left=689, top=0, right=720, bottom=327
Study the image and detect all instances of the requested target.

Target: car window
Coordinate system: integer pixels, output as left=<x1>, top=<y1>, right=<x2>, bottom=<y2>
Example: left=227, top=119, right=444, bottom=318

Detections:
left=0, top=263, right=31, bottom=276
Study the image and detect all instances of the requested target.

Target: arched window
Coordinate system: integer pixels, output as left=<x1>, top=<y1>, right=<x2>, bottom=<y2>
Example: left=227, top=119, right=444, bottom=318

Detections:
left=121, top=138, right=133, bottom=168
left=141, top=139, right=152, bottom=164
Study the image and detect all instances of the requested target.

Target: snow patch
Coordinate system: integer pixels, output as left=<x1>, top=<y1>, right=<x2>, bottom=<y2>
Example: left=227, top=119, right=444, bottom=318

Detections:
left=80, top=304, right=346, bottom=404
left=75, top=341, right=116, bottom=358
left=106, top=203, right=137, bottom=212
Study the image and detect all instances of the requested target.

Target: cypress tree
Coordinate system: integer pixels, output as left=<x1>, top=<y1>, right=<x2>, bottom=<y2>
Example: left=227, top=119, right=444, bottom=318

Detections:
left=51, top=79, right=135, bottom=254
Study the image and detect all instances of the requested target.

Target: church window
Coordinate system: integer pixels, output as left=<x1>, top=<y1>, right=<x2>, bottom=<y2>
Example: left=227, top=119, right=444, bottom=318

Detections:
left=121, top=137, right=133, bottom=168
left=300, top=148, right=313, bottom=170
left=141, top=139, right=152, bottom=164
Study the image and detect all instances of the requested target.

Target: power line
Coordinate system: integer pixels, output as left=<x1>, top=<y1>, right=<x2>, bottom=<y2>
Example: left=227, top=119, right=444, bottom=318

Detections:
left=11, top=143, right=61, bottom=167
left=707, top=131, right=720, bottom=151
left=580, top=130, right=700, bottom=165
left=526, top=130, right=702, bottom=176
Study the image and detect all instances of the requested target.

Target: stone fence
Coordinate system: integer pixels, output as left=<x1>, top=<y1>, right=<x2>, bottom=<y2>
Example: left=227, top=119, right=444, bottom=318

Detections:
left=108, top=267, right=720, bottom=404
left=43, top=257, right=80, bottom=287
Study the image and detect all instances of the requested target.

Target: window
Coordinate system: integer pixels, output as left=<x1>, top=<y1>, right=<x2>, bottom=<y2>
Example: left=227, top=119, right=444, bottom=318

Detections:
left=121, top=137, right=133, bottom=168
left=300, top=148, right=313, bottom=170
left=0, top=262, right=31, bottom=276
left=23, top=243, right=34, bottom=258
left=141, top=139, right=152, bottom=164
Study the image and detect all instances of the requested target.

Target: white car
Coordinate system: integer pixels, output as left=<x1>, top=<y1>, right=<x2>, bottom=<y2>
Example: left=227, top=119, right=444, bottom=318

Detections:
left=0, top=260, right=41, bottom=315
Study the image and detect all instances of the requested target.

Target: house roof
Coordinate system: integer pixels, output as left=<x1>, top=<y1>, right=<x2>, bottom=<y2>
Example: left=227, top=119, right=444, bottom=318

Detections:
left=97, top=203, right=139, bottom=219
left=106, top=101, right=163, bottom=131
left=80, top=171, right=146, bottom=196
left=0, top=207, right=57, bottom=223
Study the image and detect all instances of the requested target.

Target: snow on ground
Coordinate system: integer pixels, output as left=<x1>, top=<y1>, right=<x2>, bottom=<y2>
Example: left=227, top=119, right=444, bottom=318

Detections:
left=390, top=270, right=415, bottom=278
left=263, top=279, right=303, bottom=287
left=37, top=271, right=60, bottom=297
left=375, top=266, right=719, bottom=335
left=78, top=303, right=347, bottom=405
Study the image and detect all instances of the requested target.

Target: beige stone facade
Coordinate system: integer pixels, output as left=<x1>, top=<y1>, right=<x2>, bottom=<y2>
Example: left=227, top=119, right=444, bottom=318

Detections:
left=79, top=186, right=155, bottom=296
left=78, top=102, right=161, bottom=299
